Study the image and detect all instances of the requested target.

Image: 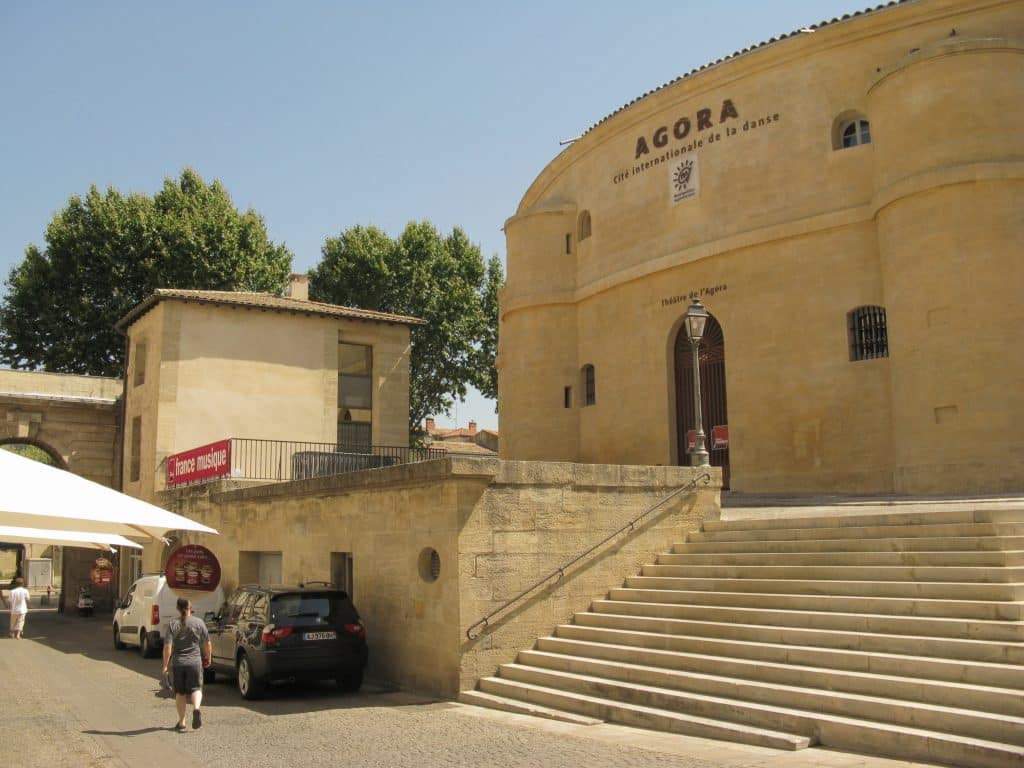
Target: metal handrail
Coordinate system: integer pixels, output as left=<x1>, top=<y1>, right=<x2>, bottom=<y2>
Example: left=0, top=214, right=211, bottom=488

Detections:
left=465, top=471, right=712, bottom=640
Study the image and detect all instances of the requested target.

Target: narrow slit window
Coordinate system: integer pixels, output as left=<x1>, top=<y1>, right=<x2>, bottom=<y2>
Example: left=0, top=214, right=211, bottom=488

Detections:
left=582, top=364, right=596, bottom=406
left=578, top=210, right=592, bottom=241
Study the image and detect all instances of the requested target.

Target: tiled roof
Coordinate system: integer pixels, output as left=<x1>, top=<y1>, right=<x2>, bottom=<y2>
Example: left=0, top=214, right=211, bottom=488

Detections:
left=431, top=441, right=498, bottom=456
left=581, top=0, right=912, bottom=137
left=436, top=428, right=477, bottom=439
left=115, top=288, right=424, bottom=331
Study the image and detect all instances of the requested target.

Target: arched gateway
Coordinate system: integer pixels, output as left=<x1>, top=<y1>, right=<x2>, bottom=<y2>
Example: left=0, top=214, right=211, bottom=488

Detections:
left=674, top=313, right=729, bottom=487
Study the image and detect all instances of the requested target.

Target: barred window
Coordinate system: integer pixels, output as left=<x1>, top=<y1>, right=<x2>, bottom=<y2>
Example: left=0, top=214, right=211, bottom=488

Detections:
left=848, top=306, right=888, bottom=361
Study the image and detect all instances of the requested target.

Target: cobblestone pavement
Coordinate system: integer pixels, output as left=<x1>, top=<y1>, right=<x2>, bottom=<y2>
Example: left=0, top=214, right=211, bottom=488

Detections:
left=0, top=609, right=940, bottom=768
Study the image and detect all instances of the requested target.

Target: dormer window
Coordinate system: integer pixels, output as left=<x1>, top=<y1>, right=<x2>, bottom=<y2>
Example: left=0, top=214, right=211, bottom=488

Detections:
left=842, top=119, right=871, bottom=147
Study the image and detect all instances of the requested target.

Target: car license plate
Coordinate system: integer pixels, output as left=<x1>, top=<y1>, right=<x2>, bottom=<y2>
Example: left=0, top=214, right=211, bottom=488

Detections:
left=303, top=631, right=337, bottom=641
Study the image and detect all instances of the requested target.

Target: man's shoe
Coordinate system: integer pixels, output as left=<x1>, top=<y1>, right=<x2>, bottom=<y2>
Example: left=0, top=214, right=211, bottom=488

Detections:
left=192, top=709, right=202, bottom=729
left=174, top=723, right=187, bottom=732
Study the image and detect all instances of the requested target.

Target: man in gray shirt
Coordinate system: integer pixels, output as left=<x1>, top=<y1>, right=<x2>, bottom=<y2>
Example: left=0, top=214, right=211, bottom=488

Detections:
left=162, top=597, right=212, bottom=731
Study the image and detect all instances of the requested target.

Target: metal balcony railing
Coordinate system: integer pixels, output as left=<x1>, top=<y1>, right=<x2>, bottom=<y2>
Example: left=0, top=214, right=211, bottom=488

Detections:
left=232, top=438, right=445, bottom=482
left=166, top=438, right=446, bottom=488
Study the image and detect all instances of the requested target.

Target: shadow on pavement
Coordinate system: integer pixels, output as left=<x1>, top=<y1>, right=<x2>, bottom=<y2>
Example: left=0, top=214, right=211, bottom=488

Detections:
left=83, top=726, right=178, bottom=737
left=21, top=609, right=441, bottom=717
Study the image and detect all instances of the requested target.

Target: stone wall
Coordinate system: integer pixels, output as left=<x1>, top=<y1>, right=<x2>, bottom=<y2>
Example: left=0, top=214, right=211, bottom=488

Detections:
left=0, top=369, right=122, bottom=486
left=158, top=457, right=720, bottom=698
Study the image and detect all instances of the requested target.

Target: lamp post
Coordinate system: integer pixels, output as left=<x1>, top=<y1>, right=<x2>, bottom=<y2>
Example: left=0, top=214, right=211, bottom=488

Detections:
left=684, top=297, right=710, bottom=467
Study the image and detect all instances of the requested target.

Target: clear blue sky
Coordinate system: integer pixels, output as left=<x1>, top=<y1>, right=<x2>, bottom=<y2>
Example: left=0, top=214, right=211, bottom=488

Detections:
left=0, top=0, right=865, bottom=431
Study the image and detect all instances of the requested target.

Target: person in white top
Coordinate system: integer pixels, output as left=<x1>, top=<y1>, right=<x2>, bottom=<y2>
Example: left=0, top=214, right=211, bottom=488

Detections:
left=2, top=577, right=31, bottom=639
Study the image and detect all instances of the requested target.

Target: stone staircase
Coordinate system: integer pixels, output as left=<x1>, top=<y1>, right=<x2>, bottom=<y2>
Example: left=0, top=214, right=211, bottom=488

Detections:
left=460, top=508, right=1024, bottom=768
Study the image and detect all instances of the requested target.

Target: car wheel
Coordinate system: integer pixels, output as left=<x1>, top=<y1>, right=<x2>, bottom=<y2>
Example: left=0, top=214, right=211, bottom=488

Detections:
left=140, top=630, right=155, bottom=658
left=337, top=668, right=363, bottom=692
left=237, top=654, right=264, bottom=700
left=113, top=624, right=126, bottom=650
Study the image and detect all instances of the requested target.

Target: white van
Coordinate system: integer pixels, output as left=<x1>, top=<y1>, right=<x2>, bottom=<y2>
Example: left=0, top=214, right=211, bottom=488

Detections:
left=113, top=574, right=225, bottom=657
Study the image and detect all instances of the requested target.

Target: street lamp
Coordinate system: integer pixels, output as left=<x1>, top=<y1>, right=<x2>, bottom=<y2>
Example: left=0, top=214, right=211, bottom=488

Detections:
left=684, top=297, right=710, bottom=467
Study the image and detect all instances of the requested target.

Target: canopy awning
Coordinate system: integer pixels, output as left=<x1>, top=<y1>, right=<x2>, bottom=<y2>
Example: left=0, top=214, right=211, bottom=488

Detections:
left=0, top=448, right=218, bottom=541
left=0, top=525, right=143, bottom=552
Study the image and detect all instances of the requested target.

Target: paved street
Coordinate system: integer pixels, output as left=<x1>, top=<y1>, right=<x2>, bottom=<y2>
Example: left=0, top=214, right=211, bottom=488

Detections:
left=0, top=607, right=942, bottom=768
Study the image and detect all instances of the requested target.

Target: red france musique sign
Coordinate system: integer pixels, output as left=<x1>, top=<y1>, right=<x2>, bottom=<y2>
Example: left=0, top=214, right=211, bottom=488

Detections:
left=165, top=544, right=221, bottom=592
left=166, top=439, right=231, bottom=487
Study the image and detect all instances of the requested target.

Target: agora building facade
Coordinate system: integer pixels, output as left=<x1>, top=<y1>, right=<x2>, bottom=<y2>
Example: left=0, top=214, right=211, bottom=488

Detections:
left=497, top=0, right=1023, bottom=495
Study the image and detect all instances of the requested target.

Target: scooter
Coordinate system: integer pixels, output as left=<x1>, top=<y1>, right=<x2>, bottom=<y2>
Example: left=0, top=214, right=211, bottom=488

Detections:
left=77, top=586, right=94, bottom=617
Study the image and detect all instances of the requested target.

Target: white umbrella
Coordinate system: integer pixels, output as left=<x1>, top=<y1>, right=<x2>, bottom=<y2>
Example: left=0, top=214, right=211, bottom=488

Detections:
left=0, top=524, right=143, bottom=552
left=0, top=448, right=217, bottom=541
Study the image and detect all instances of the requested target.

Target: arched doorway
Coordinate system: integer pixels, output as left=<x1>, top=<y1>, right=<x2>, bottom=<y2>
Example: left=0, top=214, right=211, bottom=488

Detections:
left=0, top=439, right=63, bottom=467
left=674, top=314, right=730, bottom=487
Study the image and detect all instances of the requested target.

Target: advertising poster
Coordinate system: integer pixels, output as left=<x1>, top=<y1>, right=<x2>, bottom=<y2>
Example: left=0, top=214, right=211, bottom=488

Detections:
left=164, top=544, right=221, bottom=592
left=90, top=556, right=114, bottom=587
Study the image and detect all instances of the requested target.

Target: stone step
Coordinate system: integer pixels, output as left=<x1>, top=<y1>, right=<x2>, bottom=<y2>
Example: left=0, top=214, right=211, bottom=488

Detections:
left=659, top=550, right=1024, bottom=567
left=475, top=676, right=811, bottom=751
left=499, top=663, right=1024, bottom=748
left=624, top=574, right=1024, bottom=601
left=532, top=637, right=1024, bottom=714
left=570, top=611, right=1024, bottom=664
left=588, top=599, right=1024, bottom=642
left=703, top=509, right=1024, bottom=532
left=554, top=623, right=1024, bottom=689
left=479, top=670, right=1024, bottom=768
left=607, top=587, right=1024, bottom=621
left=641, top=563, right=1024, bottom=583
left=508, top=652, right=1024, bottom=740
left=676, top=534, right=1024, bottom=555
left=689, top=521, right=1024, bottom=544
left=457, top=689, right=604, bottom=725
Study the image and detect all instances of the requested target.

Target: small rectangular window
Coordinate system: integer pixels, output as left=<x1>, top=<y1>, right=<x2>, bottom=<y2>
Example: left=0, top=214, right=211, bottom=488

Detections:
left=129, top=415, right=142, bottom=482
left=331, top=551, right=354, bottom=599
left=339, top=339, right=373, bottom=449
left=133, top=342, right=147, bottom=387
left=564, top=386, right=572, bottom=408
left=565, top=233, right=572, bottom=254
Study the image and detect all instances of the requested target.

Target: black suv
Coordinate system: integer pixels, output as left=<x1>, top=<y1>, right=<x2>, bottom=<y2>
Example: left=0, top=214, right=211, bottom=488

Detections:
left=204, top=584, right=368, bottom=699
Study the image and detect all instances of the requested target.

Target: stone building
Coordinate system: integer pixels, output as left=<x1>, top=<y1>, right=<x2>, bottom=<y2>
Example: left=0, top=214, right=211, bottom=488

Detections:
left=497, top=0, right=1023, bottom=495
left=114, top=276, right=422, bottom=580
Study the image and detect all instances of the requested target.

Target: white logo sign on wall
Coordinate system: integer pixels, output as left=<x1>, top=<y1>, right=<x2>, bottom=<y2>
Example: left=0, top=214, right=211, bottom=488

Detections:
left=670, top=155, right=700, bottom=204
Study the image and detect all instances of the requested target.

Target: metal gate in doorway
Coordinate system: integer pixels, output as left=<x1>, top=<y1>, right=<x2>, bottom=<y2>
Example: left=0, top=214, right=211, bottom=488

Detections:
left=674, top=313, right=730, bottom=488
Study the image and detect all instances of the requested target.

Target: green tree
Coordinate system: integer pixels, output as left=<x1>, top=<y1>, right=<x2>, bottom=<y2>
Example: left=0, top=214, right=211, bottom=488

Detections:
left=473, top=254, right=503, bottom=400
left=310, top=222, right=502, bottom=436
left=0, top=168, right=292, bottom=376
